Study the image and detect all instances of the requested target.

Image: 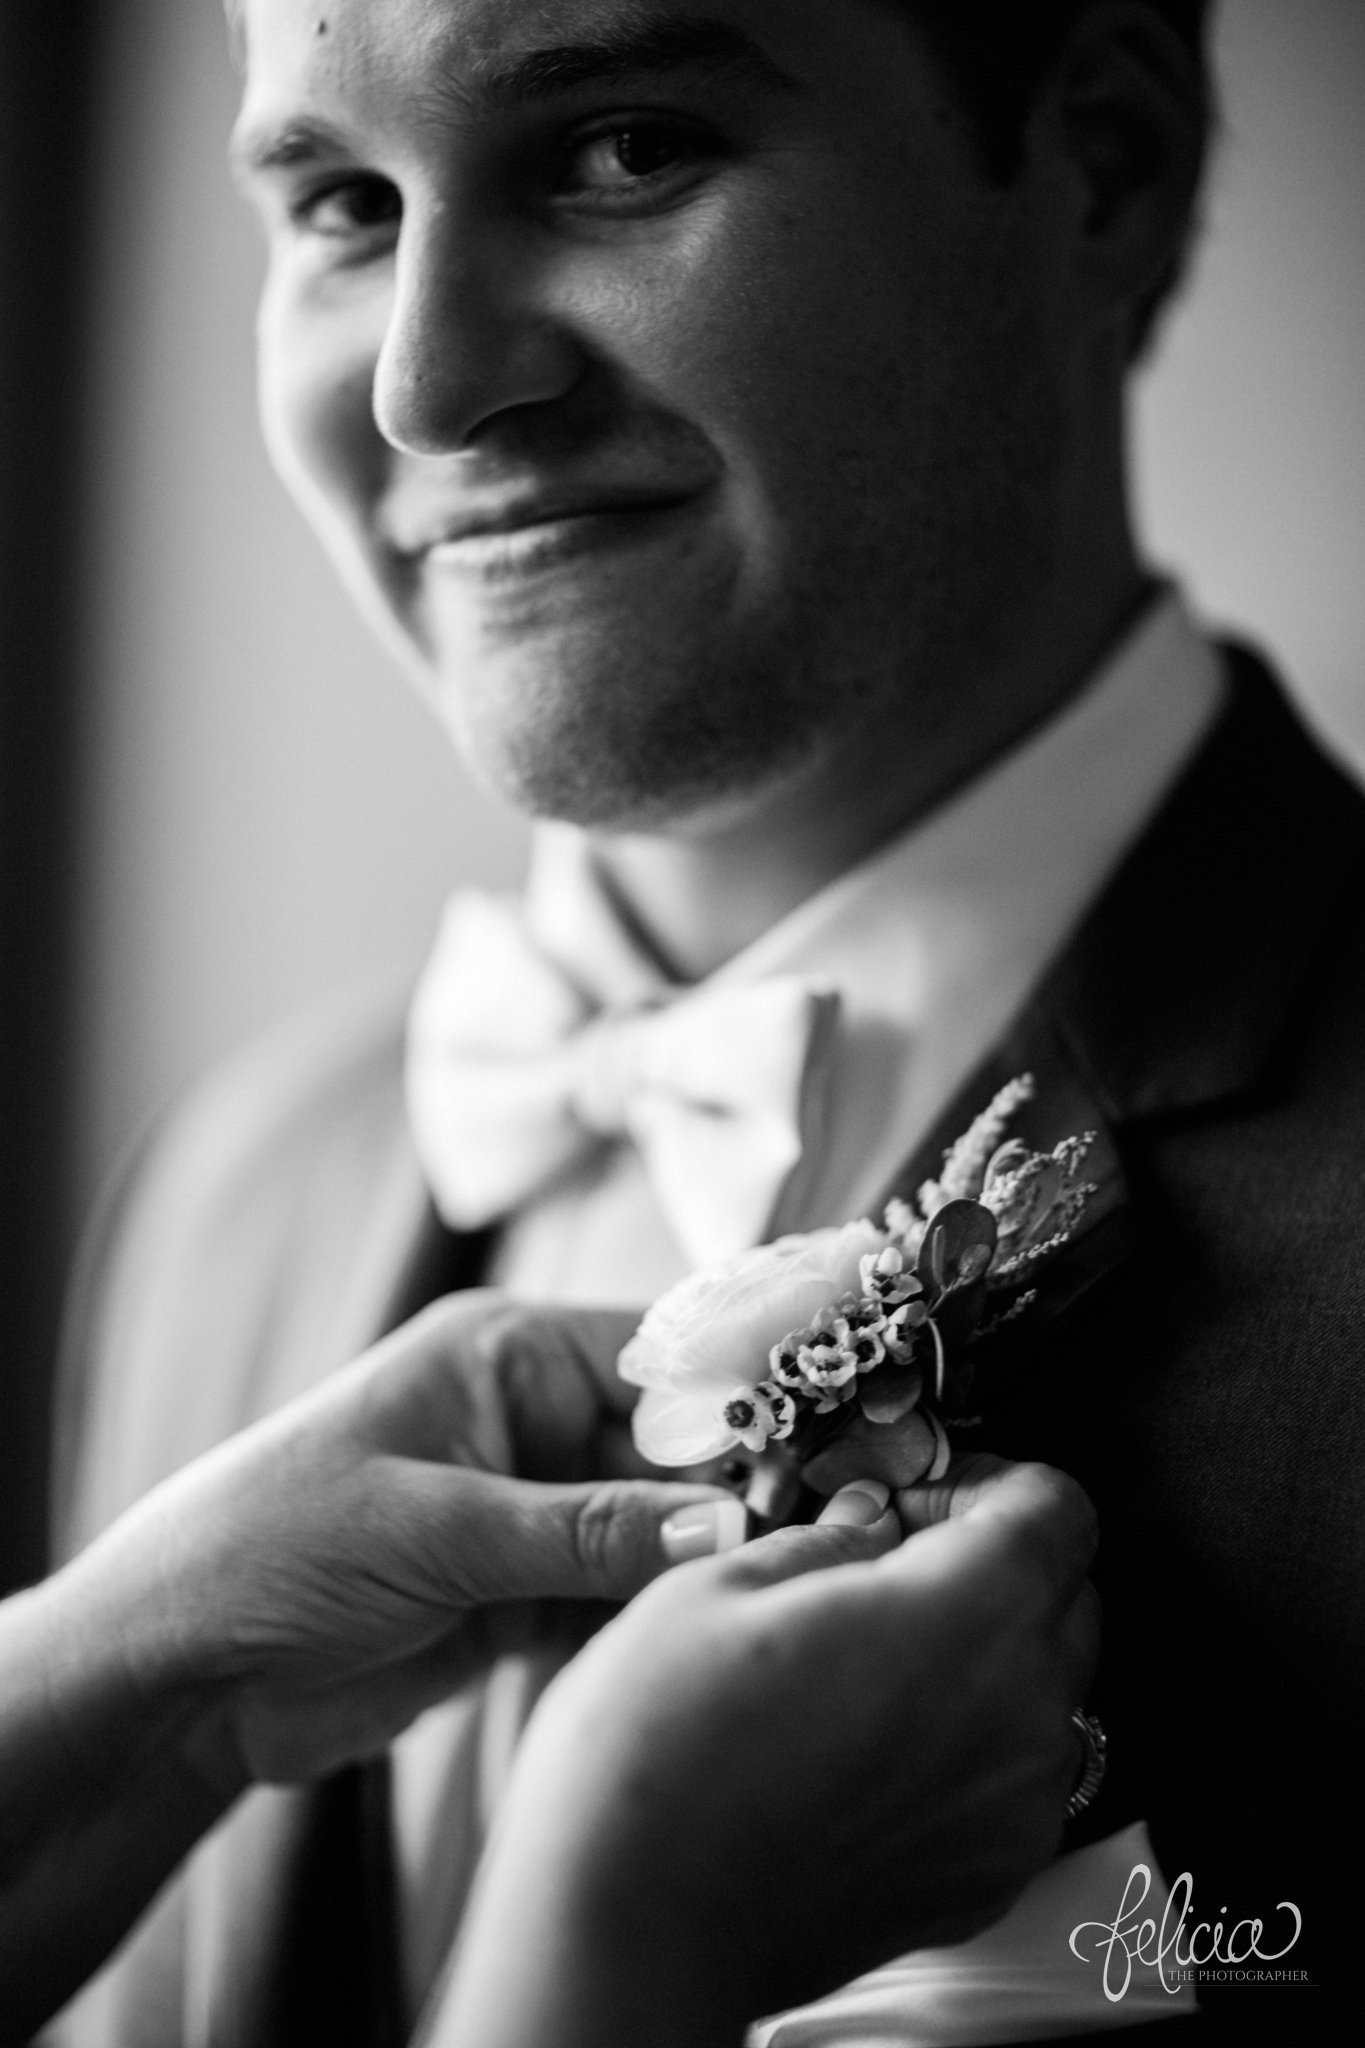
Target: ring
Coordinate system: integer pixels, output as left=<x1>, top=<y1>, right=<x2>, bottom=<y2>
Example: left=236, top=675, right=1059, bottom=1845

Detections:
left=1067, top=1709, right=1108, bottom=1818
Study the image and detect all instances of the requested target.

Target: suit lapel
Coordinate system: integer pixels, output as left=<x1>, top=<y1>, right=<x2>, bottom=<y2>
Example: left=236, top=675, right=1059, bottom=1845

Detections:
left=877, top=1007, right=1135, bottom=1376
left=874, top=647, right=1365, bottom=1386
left=1041, top=644, right=1365, bottom=1123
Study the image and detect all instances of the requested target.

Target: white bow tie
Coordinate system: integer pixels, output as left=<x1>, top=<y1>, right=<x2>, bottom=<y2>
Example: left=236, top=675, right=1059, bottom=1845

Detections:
left=405, top=891, right=840, bottom=1267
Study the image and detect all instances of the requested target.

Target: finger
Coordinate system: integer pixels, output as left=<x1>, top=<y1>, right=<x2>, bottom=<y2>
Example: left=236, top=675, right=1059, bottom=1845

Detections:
left=660, top=1479, right=899, bottom=1571
left=883, top=1460, right=1099, bottom=1616
left=490, top=1306, right=647, bottom=1423
left=659, top=1497, right=750, bottom=1565
left=471, top=1307, right=650, bottom=1476
left=357, top=1299, right=647, bottom=1473
left=346, top=1290, right=518, bottom=1461
left=427, top=1469, right=734, bottom=1603
left=893, top=1451, right=1013, bottom=1528
left=900, top=1459, right=1097, bottom=1582
left=976, top=1464, right=1099, bottom=1603
left=801, top=1411, right=939, bottom=1495
left=816, top=1479, right=896, bottom=1529
left=712, top=1489, right=903, bottom=1590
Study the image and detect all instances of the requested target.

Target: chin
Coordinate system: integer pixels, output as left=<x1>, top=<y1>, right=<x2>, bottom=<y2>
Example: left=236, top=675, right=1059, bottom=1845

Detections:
left=448, top=703, right=744, bottom=833
left=432, top=632, right=822, bottom=834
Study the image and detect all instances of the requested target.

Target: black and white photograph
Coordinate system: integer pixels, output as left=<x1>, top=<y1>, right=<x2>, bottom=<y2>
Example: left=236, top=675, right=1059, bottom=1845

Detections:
left=2, top=2, right=1363, bottom=2041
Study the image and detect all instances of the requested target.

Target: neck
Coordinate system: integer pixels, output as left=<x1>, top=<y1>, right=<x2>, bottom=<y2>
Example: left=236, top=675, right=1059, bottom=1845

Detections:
left=594, top=522, right=1151, bottom=983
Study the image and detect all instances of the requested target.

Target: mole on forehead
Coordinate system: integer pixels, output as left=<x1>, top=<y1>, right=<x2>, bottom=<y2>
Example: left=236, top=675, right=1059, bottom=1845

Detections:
left=245, top=0, right=794, bottom=117
left=300, top=0, right=773, bottom=68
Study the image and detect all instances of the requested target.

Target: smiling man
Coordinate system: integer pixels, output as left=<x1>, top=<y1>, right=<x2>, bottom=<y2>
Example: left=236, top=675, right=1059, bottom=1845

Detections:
left=54, top=1, right=1363, bottom=2043
left=236, top=0, right=1165, bottom=953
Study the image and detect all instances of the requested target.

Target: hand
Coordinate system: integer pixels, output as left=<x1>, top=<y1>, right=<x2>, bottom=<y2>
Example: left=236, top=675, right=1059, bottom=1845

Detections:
left=59, top=1292, right=721, bottom=1789
left=0, top=1294, right=719, bottom=2037
left=438, top=1458, right=1099, bottom=2048
left=798, top=1401, right=941, bottom=1493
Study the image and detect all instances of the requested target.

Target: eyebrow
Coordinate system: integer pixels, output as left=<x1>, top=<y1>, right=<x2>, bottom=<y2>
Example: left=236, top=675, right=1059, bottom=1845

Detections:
left=231, top=14, right=795, bottom=177
left=231, top=120, right=349, bottom=181
left=469, top=17, right=797, bottom=107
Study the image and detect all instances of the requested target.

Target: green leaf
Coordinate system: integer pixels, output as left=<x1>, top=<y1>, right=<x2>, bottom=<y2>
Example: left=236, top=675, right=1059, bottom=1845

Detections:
left=917, top=1199, right=997, bottom=1350
left=859, top=1363, right=924, bottom=1426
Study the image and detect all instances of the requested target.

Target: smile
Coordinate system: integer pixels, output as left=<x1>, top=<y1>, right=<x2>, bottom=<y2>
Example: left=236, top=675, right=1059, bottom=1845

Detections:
left=419, top=495, right=711, bottom=584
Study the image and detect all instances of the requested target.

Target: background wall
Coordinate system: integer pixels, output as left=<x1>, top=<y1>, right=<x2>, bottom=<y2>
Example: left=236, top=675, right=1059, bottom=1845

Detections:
left=1, top=3, right=101, bottom=1590
left=70, top=0, right=1365, bottom=1231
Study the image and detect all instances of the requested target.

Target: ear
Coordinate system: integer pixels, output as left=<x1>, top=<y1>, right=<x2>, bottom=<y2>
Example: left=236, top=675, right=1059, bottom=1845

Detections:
left=1028, top=0, right=1211, bottom=352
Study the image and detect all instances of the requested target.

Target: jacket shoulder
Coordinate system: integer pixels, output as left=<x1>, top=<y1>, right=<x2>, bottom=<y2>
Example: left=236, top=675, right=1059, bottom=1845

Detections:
left=54, top=984, right=430, bottom=1557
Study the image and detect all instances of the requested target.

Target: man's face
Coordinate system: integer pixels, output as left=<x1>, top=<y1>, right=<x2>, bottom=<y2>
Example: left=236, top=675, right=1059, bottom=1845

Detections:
left=236, top=0, right=1071, bottom=830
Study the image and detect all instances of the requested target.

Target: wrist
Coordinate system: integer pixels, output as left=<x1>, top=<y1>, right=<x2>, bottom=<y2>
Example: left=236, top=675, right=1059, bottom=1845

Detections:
left=439, top=1717, right=756, bottom=2048
left=0, top=1573, right=245, bottom=2037
left=30, top=1547, right=251, bottom=1811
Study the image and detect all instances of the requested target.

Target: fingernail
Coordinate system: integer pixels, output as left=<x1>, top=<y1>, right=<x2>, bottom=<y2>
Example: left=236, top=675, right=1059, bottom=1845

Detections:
left=660, top=1498, right=749, bottom=1564
left=820, top=1480, right=891, bottom=1529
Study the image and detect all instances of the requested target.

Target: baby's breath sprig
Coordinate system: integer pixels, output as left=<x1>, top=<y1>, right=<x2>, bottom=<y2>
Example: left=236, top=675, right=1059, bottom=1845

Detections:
left=714, top=1076, right=1097, bottom=1466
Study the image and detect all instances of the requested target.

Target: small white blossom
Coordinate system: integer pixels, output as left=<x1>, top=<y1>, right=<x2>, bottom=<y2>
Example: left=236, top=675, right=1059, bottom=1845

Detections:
left=620, top=1077, right=1091, bottom=1474
left=884, top=1298, right=928, bottom=1360
left=758, top=1383, right=798, bottom=1440
left=721, top=1389, right=778, bottom=1454
left=621, top=1218, right=887, bottom=1464
left=795, top=1335, right=860, bottom=1392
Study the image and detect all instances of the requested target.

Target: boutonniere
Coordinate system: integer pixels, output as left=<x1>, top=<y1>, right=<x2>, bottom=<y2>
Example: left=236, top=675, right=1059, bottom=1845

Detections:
left=618, top=1076, right=1097, bottom=1519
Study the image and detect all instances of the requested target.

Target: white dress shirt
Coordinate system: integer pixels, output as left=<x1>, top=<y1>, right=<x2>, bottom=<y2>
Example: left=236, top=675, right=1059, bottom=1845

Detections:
left=396, top=588, right=1221, bottom=2037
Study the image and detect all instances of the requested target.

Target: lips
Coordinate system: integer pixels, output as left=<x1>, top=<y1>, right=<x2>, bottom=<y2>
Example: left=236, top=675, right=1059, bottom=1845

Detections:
left=393, top=483, right=710, bottom=555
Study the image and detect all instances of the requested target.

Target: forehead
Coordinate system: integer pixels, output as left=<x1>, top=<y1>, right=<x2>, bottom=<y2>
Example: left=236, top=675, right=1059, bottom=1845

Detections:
left=234, top=0, right=938, bottom=147
left=239, top=0, right=574, bottom=91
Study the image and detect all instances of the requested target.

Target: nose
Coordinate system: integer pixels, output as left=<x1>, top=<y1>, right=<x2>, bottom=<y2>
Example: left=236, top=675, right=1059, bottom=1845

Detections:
left=372, top=203, right=584, bottom=456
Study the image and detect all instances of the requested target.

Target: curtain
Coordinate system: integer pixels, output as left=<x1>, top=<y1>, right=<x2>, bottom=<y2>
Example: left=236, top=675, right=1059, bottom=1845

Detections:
left=0, top=6, right=102, bottom=1593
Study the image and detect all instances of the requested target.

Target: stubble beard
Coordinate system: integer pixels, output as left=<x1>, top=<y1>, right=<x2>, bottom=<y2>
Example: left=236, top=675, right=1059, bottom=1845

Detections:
left=442, top=604, right=850, bottom=833
left=426, top=304, right=1067, bottom=838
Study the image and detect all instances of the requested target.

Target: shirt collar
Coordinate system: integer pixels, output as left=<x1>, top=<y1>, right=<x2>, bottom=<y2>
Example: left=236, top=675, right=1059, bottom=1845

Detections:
left=528, top=589, right=1220, bottom=999
left=522, top=586, right=1226, bottom=1223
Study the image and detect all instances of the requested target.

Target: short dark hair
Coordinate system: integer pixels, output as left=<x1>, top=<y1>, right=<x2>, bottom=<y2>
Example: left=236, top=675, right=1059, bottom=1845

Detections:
left=902, top=1, right=1215, bottom=349
left=902, top=1, right=1212, bottom=178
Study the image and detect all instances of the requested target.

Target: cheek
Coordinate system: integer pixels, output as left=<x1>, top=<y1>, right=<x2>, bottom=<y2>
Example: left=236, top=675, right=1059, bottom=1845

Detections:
left=573, top=186, right=940, bottom=534
left=668, top=194, right=1055, bottom=569
left=255, top=269, right=391, bottom=537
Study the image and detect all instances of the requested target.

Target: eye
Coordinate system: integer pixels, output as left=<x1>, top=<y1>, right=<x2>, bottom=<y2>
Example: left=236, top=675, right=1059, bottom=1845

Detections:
left=293, top=172, right=401, bottom=241
left=558, top=118, right=719, bottom=205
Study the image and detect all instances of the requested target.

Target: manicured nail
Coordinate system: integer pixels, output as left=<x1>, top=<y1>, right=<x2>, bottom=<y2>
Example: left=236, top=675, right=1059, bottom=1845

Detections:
left=820, top=1480, right=891, bottom=1528
left=660, top=1498, right=749, bottom=1564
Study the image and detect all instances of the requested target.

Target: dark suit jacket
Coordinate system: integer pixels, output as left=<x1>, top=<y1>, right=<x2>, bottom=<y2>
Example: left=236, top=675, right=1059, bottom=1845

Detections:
left=48, top=649, right=1364, bottom=2045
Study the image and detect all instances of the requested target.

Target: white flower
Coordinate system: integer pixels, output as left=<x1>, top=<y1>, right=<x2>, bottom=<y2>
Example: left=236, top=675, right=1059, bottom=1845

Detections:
left=884, top=1296, right=929, bottom=1359
left=793, top=1331, right=861, bottom=1393
left=721, top=1383, right=799, bottom=1453
left=620, top=1219, right=887, bottom=1465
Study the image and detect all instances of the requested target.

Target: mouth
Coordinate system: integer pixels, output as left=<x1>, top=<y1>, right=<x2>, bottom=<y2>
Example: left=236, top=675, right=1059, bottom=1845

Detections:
left=402, top=487, right=715, bottom=582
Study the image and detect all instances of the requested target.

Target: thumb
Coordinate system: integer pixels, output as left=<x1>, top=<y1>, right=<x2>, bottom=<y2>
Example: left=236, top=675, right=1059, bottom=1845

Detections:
left=441, top=1470, right=732, bottom=1603
left=893, top=1451, right=1013, bottom=1530
left=892, top=1457, right=1098, bottom=1609
left=714, top=1481, right=901, bottom=1591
